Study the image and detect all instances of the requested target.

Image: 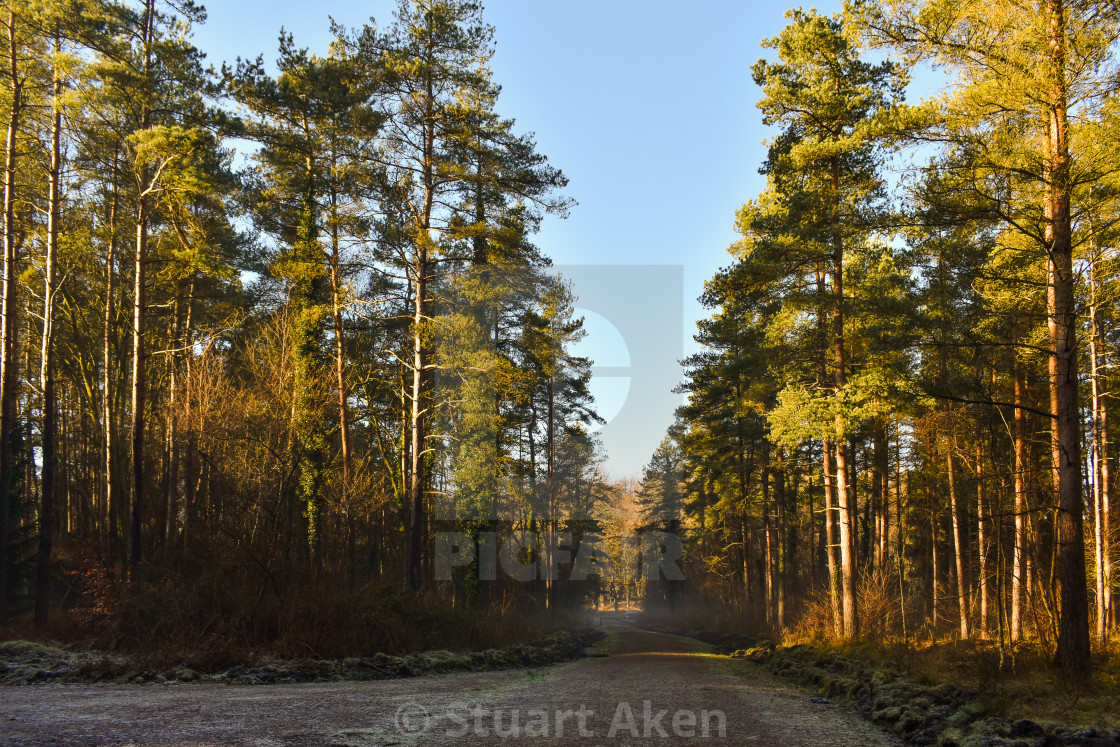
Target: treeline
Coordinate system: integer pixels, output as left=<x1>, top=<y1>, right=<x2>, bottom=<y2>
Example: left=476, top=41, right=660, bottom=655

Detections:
left=0, top=0, right=611, bottom=648
left=655, top=1, right=1120, bottom=677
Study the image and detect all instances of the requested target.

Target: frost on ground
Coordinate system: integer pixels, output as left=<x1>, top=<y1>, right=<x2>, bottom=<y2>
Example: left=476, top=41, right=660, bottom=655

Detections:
left=0, top=625, right=899, bottom=746
left=0, top=629, right=600, bottom=686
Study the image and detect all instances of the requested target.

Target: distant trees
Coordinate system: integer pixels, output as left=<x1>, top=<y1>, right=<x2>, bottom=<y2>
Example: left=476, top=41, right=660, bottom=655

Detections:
left=635, top=436, right=685, bottom=614
left=636, top=437, right=685, bottom=532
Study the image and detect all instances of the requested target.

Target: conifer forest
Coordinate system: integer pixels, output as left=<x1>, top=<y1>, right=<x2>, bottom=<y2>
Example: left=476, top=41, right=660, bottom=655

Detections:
left=2, top=0, right=1120, bottom=717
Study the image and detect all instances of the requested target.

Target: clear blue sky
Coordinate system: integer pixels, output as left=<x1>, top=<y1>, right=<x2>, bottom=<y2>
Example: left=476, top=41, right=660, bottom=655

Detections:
left=191, top=0, right=847, bottom=478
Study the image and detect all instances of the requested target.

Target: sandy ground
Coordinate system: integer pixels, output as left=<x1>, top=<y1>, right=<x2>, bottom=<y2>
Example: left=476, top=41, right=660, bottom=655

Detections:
left=0, top=622, right=900, bottom=746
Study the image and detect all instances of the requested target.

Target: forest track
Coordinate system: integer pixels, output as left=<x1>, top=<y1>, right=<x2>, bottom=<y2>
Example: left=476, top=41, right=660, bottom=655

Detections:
left=0, top=623, right=899, bottom=746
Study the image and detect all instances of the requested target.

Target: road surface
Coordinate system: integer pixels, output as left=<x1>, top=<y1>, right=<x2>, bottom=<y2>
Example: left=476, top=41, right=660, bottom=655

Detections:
left=0, top=622, right=898, bottom=746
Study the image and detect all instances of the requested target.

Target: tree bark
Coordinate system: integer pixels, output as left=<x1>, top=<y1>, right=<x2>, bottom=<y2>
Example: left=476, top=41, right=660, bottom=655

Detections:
left=762, top=440, right=773, bottom=626
left=946, top=426, right=970, bottom=639
left=162, top=275, right=192, bottom=561
left=103, top=146, right=119, bottom=561
left=36, top=29, right=63, bottom=626
left=406, top=253, right=427, bottom=590
left=817, top=264, right=840, bottom=637
left=896, top=422, right=908, bottom=640
left=1099, top=351, right=1112, bottom=633
left=1012, top=340, right=1027, bottom=641
left=330, top=189, right=350, bottom=507
left=405, top=51, right=440, bottom=591
left=976, top=410, right=989, bottom=639
left=774, top=444, right=787, bottom=629
left=406, top=142, right=435, bottom=590
left=831, top=153, right=857, bottom=638
left=0, top=9, right=24, bottom=619
left=873, top=419, right=889, bottom=571
left=928, top=439, right=940, bottom=629
left=129, top=0, right=156, bottom=575
left=1090, top=224, right=1111, bottom=640
left=129, top=200, right=147, bottom=572
left=1045, top=0, right=1089, bottom=677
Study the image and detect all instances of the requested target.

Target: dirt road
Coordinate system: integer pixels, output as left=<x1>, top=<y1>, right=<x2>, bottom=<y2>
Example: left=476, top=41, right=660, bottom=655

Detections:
left=0, top=624, right=898, bottom=746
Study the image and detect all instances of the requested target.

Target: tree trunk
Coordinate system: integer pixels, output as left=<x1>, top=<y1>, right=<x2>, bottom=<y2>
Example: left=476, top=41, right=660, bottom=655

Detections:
left=829, top=154, right=857, bottom=638
left=1012, top=341, right=1027, bottom=641
left=399, top=319, right=409, bottom=535
left=129, top=0, right=156, bottom=576
left=129, top=198, right=147, bottom=573
left=817, top=264, right=840, bottom=636
left=35, top=30, right=63, bottom=626
left=896, top=422, right=908, bottom=640
left=1099, top=353, right=1112, bottom=633
left=873, top=419, right=889, bottom=571
left=1101, top=385, right=1113, bottom=633
left=735, top=399, right=750, bottom=604
left=527, top=395, right=537, bottom=508
left=0, top=7, right=23, bottom=621
left=330, top=193, right=350, bottom=507
left=762, top=441, right=773, bottom=626
left=928, top=441, right=940, bottom=630
left=1090, top=225, right=1111, bottom=640
left=823, top=436, right=841, bottom=637
left=162, top=276, right=191, bottom=562
left=405, top=63, right=439, bottom=591
left=946, top=427, right=970, bottom=638
left=774, top=444, right=787, bottom=629
left=406, top=252, right=427, bottom=590
left=833, top=271, right=856, bottom=636
left=976, top=411, right=989, bottom=639
left=741, top=516, right=751, bottom=610
left=103, top=146, right=119, bottom=561
left=546, top=343, right=556, bottom=610
left=808, top=470, right=817, bottom=590
left=1045, top=0, right=1089, bottom=677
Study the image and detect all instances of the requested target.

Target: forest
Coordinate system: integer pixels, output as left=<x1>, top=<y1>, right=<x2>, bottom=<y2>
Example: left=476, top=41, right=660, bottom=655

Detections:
left=0, top=0, right=620, bottom=657
left=0, top=0, right=1118, bottom=692
left=655, top=0, right=1120, bottom=682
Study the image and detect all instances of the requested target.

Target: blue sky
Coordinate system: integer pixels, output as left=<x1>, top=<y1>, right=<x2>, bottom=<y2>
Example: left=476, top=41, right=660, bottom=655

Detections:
left=191, top=0, right=847, bottom=478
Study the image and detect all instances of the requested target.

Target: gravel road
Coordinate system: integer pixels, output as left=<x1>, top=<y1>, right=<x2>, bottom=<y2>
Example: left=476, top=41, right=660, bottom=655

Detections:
left=0, top=622, right=899, bottom=746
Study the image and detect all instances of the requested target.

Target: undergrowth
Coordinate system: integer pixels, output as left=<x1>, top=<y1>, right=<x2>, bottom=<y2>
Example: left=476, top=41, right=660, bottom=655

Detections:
left=0, top=550, right=576, bottom=671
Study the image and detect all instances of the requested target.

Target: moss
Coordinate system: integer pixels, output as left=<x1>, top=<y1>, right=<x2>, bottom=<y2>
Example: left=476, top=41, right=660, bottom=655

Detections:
left=0, top=640, right=133, bottom=685
left=0, top=640, right=72, bottom=660
left=937, top=727, right=965, bottom=746
left=410, top=650, right=471, bottom=673
left=170, top=666, right=200, bottom=682
left=873, top=705, right=902, bottom=723
left=369, top=652, right=405, bottom=667
left=76, top=655, right=128, bottom=681
left=946, top=703, right=985, bottom=728
left=0, top=628, right=605, bottom=687
left=896, top=708, right=928, bottom=734
left=872, top=668, right=900, bottom=686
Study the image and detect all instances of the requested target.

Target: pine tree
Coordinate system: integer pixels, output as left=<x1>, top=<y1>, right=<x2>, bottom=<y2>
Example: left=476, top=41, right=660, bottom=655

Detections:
left=375, top=0, right=567, bottom=589
left=228, top=25, right=380, bottom=568
left=750, top=7, right=903, bottom=637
